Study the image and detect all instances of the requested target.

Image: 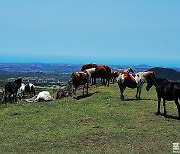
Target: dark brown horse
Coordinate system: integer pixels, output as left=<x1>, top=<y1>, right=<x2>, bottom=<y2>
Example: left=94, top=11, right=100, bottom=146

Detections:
left=3, top=78, right=22, bottom=104
left=93, top=65, right=111, bottom=86
left=146, top=76, right=180, bottom=119
left=81, top=64, right=98, bottom=71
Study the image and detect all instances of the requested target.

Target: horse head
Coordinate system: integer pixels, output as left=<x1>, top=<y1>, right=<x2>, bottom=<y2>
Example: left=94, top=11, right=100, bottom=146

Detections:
left=14, top=78, right=22, bottom=87
left=146, top=75, right=155, bottom=91
left=126, top=68, right=134, bottom=74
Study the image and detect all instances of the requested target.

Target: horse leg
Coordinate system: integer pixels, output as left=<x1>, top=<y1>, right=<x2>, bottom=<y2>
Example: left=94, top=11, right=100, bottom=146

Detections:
left=119, top=85, right=125, bottom=100
left=12, top=93, right=15, bottom=103
left=92, top=77, right=96, bottom=85
left=106, top=78, right=109, bottom=86
left=9, top=94, right=12, bottom=103
left=174, top=99, right=180, bottom=119
left=86, top=82, right=88, bottom=95
left=82, top=85, right=85, bottom=95
left=156, top=95, right=161, bottom=115
left=163, top=98, right=167, bottom=117
left=102, top=78, right=106, bottom=85
left=72, top=85, right=76, bottom=98
left=93, top=77, right=96, bottom=86
left=101, top=78, right=104, bottom=85
left=14, top=93, right=17, bottom=102
left=137, top=85, right=143, bottom=99
left=32, top=88, right=35, bottom=97
left=136, top=87, right=139, bottom=99
left=18, top=93, right=22, bottom=100
left=4, top=91, right=7, bottom=104
left=112, top=77, right=115, bottom=84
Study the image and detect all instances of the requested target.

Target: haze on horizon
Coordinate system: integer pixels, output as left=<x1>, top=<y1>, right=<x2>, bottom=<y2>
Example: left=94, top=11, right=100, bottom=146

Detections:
left=0, top=1, right=180, bottom=67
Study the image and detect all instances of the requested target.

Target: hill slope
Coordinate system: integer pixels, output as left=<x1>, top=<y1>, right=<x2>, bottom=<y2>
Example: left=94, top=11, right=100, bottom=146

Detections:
left=0, top=84, right=179, bottom=153
left=149, top=67, right=180, bottom=81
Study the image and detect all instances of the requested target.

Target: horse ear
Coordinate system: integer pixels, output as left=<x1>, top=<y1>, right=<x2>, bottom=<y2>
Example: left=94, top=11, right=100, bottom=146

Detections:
left=71, top=73, right=75, bottom=78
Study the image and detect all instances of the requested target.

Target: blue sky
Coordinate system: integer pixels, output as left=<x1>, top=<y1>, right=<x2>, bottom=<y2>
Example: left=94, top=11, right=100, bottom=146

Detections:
left=0, top=0, right=180, bottom=67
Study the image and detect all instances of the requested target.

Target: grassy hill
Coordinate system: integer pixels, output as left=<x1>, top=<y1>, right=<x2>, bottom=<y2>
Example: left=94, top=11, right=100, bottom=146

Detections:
left=149, top=67, right=180, bottom=81
left=0, top=84, right=179, bottom=153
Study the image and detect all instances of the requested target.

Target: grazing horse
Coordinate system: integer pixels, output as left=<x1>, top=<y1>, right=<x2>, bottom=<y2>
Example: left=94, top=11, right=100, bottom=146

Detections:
left=18, top=83, right=36, bottom=99
left=81, top=64, right=98, bottom=71
left=117, top=71, right=155, bottom=100
left=110, top=68, right=134, bottom=83
left=146, top=76, right=180, bottom=119
left=25, top=83, right=36, bottom=97
left=3, top=78, right=22, bottom=104
left=93, top=65, right=111, bottom=86
left=71, top=72, right=89, bottom=98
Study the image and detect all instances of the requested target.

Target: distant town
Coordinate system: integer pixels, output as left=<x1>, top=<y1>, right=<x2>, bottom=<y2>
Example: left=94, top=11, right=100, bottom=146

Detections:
left=7, top=77, right=66, bottom=86
left=0, top=63, right=179, bottom=87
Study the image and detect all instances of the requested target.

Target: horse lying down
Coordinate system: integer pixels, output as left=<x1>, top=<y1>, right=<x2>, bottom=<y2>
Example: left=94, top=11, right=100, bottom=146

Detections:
left=25, top=91, right=54, bottom=102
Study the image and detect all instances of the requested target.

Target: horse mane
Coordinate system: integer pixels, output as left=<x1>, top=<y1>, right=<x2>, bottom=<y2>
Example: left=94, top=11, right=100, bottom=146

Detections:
left=14, top=78, right=22, bottom=84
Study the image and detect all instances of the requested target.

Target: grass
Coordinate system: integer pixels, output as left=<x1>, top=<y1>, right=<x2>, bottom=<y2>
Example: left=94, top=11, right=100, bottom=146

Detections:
left=0, top=84, right=179, bottom=153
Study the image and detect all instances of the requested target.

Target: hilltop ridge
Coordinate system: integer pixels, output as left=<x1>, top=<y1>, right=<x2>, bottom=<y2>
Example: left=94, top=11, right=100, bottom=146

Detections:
left=149, top=67, right=180, bottom=81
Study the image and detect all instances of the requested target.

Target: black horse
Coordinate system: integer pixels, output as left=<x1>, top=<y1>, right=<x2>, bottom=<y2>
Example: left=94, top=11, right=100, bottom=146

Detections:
left=3, top=78, right=22, bottom=104
left=146, top=76, right=180, bottom=119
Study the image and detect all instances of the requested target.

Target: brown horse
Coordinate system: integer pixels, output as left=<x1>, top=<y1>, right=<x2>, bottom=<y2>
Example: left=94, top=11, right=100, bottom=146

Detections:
left=110, top=68, right=134, bottom=83
left=81, top=64, right=98, bottom=71
left=117, top=71, right=155, bottom=100
left=93, top=65, right=111, bottom=86
left=71, top=72, right=89, bottom=98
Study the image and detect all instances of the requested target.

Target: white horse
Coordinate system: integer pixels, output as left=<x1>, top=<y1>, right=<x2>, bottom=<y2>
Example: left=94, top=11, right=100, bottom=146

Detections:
left=117, top=71, right=155, bottom=100
left=25, top=91, right=54, bottom=102
left=84, top=68, right=96, bottom=85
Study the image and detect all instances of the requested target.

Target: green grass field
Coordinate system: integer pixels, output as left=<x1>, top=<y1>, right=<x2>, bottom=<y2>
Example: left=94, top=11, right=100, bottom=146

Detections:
left=0, top=84, right=179, bottom=153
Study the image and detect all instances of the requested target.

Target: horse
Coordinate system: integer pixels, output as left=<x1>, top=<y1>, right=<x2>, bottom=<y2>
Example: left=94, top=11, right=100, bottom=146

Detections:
left=71, top=71, right=89, bottom=98
left=24, top=83, right=36, bottom=97
left=81, top=64, right=98, bottom=71
left=117, top=71, right=155, bottom=100
left=110, top=68, right=134, bottom=83
left=83, top=68, right=96, bottom=85
left=25, top=91, right=54, bottom=102
left=17, top=83, right=36, bottom=99
left=3, top=78, right=22, bottom=104
left=93, top=65, right=111, bottom=86
left=146, top=76, right=180, bottom=119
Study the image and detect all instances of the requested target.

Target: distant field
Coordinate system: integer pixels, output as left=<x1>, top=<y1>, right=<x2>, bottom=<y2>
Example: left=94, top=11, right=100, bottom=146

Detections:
left=0, top=84, right=179, bottom=153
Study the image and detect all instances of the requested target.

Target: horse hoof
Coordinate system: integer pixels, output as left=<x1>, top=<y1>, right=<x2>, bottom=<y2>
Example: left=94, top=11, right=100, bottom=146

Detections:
left=156, top=112, right=160, bottom=115
left=120, top=97, right=124, bottom=101
left=163, top=113, right=167, bottom=117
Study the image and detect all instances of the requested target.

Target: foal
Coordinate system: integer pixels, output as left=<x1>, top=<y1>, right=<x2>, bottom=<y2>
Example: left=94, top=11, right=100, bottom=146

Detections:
left=146, top=76, right=180, bottom=119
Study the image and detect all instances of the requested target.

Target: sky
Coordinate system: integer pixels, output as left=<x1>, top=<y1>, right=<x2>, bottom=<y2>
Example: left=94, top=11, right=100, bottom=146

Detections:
left=0, top=0, right=180, bottom=67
